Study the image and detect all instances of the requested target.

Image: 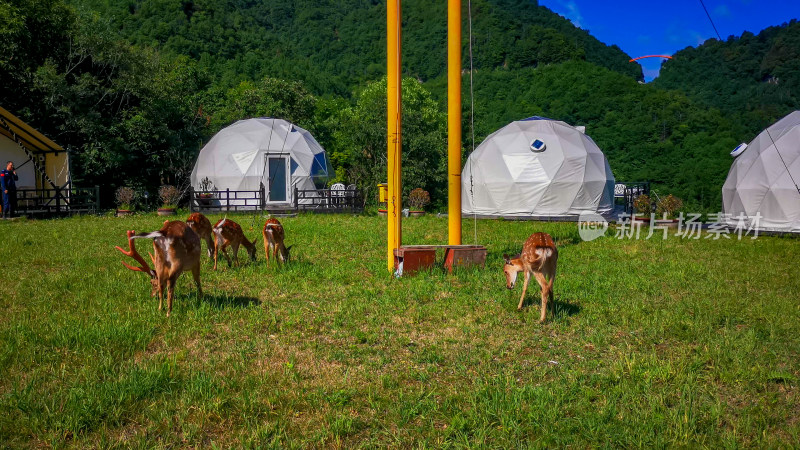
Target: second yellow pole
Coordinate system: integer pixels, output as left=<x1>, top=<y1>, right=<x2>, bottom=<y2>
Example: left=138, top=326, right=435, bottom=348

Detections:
left=387, top=0, right=402, bottom=272
left=448, top=0, right=462, bottom=245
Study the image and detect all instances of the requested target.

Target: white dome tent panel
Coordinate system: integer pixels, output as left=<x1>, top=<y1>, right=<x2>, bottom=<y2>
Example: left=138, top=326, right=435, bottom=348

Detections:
left=462, top=117, right=615, bottom=218
left=722, top=110, right=800, bottom=232
left=191, top=118, right=334, bottom=207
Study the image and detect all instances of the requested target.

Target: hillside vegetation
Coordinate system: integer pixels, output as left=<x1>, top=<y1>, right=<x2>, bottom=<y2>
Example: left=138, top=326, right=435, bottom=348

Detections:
left=1, top=0, right=798, bottom=211
left=655, top=20, right=800, bottom=135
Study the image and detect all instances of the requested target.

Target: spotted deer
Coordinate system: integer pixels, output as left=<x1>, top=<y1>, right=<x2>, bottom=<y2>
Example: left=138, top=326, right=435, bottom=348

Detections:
left=212, top=218, right=257, bottom=270
left=262, top=218, right=292, bottom=267
left=115, top=221, right=202, bottom=317
left=186, top=212, right=214, bottom=260
left=503, top=232, right=558, bottom=322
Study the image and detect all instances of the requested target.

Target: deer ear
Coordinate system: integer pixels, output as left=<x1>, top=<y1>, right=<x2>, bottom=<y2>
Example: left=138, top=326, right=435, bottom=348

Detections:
left=503, top=254, right=510, bottom=264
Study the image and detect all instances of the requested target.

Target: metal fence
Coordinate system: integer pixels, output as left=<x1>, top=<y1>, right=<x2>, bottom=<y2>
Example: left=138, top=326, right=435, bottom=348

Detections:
left=614, top=182, right=651, bottom=214
left=13, top=185, right=100, bottom=216
left=294, top=187, right=363, bottom=212
left=188, top=187, right=265, bottom=212
left=188, top=186, right=363, bottom=213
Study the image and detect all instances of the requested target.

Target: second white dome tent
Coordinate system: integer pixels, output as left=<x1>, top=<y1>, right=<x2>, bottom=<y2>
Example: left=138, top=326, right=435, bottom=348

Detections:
left=190, top=118, right=335, bottom=207
left=462, top=117, right=616, bottom=218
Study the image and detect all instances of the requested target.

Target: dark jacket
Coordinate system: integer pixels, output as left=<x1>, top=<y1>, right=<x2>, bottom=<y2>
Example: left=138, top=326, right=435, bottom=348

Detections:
left=0, top=169, right=18, bottom=192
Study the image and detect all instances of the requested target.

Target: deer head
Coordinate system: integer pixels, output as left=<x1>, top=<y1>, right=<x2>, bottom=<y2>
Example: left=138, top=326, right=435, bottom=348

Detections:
left=503, top=253, right=523, bottom=289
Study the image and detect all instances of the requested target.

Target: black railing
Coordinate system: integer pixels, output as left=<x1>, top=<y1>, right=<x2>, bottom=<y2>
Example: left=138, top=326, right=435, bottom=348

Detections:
left=188, top=186, right=363, bottom=213
left=13, top=185, right=100, bottom=215
left=188, top=187, right=265, bottom=212
left=614, top=182, right=651, bottom=214
left=294, top=187, right=363, bottom=212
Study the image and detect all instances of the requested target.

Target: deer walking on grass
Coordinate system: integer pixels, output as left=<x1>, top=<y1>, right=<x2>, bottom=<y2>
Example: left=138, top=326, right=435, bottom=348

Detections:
left=186, top=212, right=214, bottom=260
left=262, top=218, right=292, bottom=267
left=503, top=232, right=558, bottom=323
left=115, top=221, right=202, bottom=317
left=212, top=218, right=257, bottom=270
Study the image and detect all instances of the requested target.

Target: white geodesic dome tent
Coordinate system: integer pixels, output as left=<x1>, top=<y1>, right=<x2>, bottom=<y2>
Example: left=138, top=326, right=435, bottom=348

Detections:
left=191, top=118, right=334, bottom=205
left=462, top=117, right=615, bottom=217
left=722, top=111, right=800, bottom=232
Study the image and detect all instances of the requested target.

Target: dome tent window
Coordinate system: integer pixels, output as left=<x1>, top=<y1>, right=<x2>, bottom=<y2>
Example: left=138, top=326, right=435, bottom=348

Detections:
left=730, top=142, right=747, bottom=158
left=530, top=139, right=546, bottom=152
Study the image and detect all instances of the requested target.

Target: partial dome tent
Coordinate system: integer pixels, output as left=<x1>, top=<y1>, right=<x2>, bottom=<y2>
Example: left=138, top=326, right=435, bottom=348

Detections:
left=191, top=118, right=335, bottom=207
left=462, top=117, right=615, bottom=218
left=722, top=110, right=800, bottom=233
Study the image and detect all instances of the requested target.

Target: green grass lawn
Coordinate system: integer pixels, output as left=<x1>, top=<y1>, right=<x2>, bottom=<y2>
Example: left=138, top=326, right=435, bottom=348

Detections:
left=1, top=212, right=798, bottom=448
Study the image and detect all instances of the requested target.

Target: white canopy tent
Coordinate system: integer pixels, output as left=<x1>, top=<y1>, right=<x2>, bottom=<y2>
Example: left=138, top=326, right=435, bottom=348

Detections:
left=461, top=117, right=615, bottom=218
left=722, top=110, right=800, bottom=233
left=191, top=118, right=334, bottom=206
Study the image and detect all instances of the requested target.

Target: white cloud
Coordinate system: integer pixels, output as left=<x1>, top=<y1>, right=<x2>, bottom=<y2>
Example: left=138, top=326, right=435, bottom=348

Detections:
left=554, top=0, right=584, bottom=28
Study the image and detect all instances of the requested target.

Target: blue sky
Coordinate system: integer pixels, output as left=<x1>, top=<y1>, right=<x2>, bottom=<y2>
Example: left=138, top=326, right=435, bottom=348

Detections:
left=538, top=0, right=800, bottom=81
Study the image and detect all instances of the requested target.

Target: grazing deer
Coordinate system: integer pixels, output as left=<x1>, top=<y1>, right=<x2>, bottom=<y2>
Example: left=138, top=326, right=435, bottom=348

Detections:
left=115, top=221, right=202, bottom=317
left=186, top=212, right=214, bottom=260
left=503, top=232, right=558, bottom=323
left=212, top=218, right=257, bottom=270
left=262, top=218, right=292, bottom=267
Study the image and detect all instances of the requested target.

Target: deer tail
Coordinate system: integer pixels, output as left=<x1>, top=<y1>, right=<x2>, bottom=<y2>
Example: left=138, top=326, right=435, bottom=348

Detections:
left=129, top=231, right=164, bottom=240
left=213, top=218, right=226, bottom=231
left=533, top=246, right=554, bottom=270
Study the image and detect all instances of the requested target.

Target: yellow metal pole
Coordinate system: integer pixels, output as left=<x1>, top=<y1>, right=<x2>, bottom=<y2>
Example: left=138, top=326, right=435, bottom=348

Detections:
left=447, top=0, right=462, bottom=245
left=387, top=0, right=402, bottom=272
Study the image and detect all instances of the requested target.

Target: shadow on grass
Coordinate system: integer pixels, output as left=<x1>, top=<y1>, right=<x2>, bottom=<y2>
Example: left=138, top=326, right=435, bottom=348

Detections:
left=202, top=294, right=261, bottom=308
left=552, top=295, right=581, bottom=319
left=517, top=294, right=581, bottom=320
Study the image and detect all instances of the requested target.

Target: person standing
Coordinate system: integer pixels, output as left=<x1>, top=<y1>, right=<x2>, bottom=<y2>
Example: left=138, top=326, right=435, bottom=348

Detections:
left=1, top=161, right=18, bottom=218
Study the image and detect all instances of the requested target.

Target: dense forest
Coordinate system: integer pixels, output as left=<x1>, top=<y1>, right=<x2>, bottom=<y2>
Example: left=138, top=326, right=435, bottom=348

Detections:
left=1, top=0, right=798, bottom=211
left=655, top=20, right=800, bottom=136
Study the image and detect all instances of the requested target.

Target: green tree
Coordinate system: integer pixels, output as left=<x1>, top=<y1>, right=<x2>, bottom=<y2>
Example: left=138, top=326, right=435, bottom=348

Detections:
left=328, top=77, right=447, bottom=207
left=202, top=77, right=317, bottom=131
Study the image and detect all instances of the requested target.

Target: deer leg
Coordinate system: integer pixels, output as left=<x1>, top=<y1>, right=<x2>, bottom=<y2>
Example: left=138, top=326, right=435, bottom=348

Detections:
left=213, top=236, right=221, bottom=271
left=205, top=236, right=214, bottom=260
left=166, top=276, right=176, bottom=318
left=263, top=233, right=269, bottom=267
left=221, top=244, right=232, bottom=268
left=157, top=278, right=166, bottom=311
left=232, top=242, right=240, bottom=267
left=517, top=270, right=531, bottom=311
left=192, top=264, right=202, bottom=298
left=534, top=272, right=549, bottom=323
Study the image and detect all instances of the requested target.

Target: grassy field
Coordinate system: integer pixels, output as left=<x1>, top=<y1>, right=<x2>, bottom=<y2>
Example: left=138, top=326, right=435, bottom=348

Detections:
left=0, top=212, right=798, bottom=448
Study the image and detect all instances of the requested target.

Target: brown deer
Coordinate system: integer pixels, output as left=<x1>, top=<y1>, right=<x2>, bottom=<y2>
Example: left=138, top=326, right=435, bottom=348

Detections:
left=212, top=218, right=257, bottom=270
left=503, top=232, right=558, bottom=323
left=115, top=221, right=202, bottom=317
left=262, top=218, right=292, bottom=267
left=186, top=212, right=214, bottom=260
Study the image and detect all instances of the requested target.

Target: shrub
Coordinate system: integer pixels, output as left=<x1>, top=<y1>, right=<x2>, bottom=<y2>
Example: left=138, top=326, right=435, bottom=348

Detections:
left=656, top=194, right=683, bottom=219
left=633, top=194, right=652, bottom=215
left=158, top=185, right=182, bottom=208
left=407, top=188, right=431, bottom=211
left=115, top=187, right=136, bottom=211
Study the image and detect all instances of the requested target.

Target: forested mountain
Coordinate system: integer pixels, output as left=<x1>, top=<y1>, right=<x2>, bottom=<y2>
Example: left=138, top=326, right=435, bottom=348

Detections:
left=655, top=20, right=800, bottom=137
left=70, top=0, right=642, bottom=94
left=1, top=0, right=797, bottom=212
